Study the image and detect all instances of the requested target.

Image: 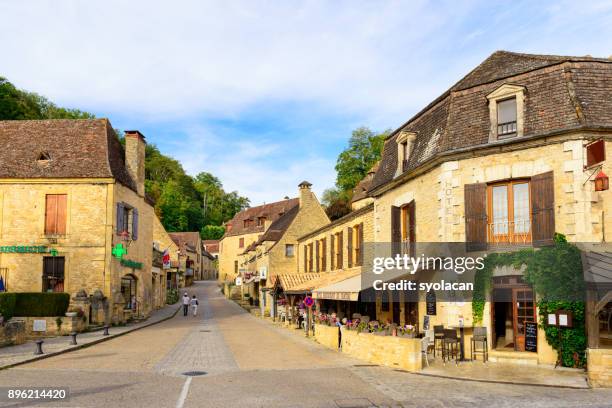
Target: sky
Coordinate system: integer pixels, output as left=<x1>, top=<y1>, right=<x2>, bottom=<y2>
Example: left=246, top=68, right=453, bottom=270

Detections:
left=1, top=0, right=612, bottom=205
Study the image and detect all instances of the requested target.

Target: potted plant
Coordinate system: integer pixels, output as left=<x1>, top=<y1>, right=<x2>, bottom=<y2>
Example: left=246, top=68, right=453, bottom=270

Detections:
left=397, top=324, right=416, bottom=338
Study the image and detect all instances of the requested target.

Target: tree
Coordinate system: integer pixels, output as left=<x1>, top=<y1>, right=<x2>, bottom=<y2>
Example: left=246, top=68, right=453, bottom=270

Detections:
left=335, top=127, right=389, bottom=192
left=201, top=225, right=225, bottom=240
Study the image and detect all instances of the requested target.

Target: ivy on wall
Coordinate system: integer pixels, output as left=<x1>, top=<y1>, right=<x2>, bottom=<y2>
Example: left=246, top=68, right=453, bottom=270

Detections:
left=472, top=234, right=587, bottom=367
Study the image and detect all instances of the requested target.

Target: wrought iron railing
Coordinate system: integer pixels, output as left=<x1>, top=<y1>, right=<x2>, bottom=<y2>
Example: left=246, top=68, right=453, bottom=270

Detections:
left=487, top=219, right=532, bottom=244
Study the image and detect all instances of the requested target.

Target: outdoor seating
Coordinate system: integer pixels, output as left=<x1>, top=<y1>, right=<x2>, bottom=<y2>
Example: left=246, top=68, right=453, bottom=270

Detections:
left=424, top=329, right=435, bottom=353
left=442, top=329, right=460, bottom=364
left=433, top=325, right=445, bottom=357
left=471, top=326, right=488, bottom=362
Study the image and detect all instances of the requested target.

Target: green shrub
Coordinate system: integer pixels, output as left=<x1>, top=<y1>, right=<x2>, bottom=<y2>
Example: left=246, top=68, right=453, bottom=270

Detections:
left=0, top=293, right=17, bottom=320
left=14, top=292, right=70, bottom=317
left=166, top=288, right=179, bottom=305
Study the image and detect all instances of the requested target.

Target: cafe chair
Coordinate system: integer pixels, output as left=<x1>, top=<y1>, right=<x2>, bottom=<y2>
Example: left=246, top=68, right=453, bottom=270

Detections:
left=470, top=326, right=488, bottom=362
left=433, top=325, right=445, bottom=358
left=442, top=329, right=460, bottom=365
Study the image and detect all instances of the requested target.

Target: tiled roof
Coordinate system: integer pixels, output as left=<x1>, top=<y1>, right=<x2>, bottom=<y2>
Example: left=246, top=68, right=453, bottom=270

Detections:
left=0, top=119, right=137, bottom=192
left=202, top=240, right=219, bottom=253
left=370, top=51, right=612, bottom=193
left=169, top=232, right=201, bottom=253
left=298, top=203, right=374, bottom=242
left=223, top=198, right=299, bottom=238
left=267, top=273, right=321, bottom=290
left=351, top=162, right=379, bottom=203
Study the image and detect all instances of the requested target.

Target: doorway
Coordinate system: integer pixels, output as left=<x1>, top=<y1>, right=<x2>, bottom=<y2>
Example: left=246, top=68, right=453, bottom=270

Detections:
left=492, top=276, right=536, bottom=352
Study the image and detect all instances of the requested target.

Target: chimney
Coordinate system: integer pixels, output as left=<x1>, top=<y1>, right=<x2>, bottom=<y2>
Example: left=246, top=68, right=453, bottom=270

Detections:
left=298, top=181, right=313, bottom=208
left=124, top=130, right=146, bottom=196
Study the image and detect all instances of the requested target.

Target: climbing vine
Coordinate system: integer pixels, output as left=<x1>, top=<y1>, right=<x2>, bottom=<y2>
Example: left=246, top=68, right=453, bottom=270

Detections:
left=471, top=234, right=587, bottom=367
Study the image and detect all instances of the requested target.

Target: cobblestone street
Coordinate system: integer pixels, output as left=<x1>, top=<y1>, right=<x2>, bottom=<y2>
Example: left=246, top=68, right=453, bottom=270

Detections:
left=0, top=281, right=609, bottom=408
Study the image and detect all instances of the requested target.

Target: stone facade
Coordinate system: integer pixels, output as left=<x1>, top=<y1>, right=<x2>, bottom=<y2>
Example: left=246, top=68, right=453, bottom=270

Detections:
left=314, top=324, right=340, bottom=349
left=587, top=348, right=612, bottom=388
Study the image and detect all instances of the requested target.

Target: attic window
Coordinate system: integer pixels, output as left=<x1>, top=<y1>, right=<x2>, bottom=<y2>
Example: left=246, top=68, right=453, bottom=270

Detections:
left=37, top=152, right=51, bottom=162
left=395, top=131, right=416, bottom=177
left=487, top=84, right=525, bottom=142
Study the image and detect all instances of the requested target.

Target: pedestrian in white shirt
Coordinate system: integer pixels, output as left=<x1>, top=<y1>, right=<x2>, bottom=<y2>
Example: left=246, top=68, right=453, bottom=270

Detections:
left=182, top=293, right=190, bottom=316
left=190, top=295, right=199, bottom=316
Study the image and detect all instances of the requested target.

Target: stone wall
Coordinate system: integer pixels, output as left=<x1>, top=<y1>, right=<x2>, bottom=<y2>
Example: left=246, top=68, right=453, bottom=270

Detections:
left=15, top=316, right=86, bottom=337
left=314, top=324, right=340, bottom=350
left=587, top=348, right=612, bottom=388
left=340, top=329, right=422, bottom=372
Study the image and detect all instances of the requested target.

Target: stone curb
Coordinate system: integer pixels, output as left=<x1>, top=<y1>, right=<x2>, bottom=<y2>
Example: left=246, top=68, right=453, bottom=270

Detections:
left=399, top=369, right=591, bottom=390
left=0, top=304, right=182, bottom=371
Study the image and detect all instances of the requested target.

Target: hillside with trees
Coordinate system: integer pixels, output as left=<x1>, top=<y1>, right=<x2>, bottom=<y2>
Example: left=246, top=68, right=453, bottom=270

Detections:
left=0, top=76, right=248, bottom=238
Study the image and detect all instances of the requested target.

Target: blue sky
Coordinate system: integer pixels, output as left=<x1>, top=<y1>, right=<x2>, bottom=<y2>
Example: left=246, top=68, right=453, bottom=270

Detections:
left=2, top=0, right=612, bottom=204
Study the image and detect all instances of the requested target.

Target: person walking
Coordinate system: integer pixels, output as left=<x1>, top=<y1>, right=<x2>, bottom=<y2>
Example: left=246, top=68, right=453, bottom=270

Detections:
left=182, top=292, right=190, bottom=316
left=190, top=295, right=199, bottom=316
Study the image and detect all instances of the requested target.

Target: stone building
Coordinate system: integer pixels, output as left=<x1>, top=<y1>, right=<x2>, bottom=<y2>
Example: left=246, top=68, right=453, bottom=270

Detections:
left=0, top=119, right=156, bottom=323
left=170, top=232, right=203, bottom=283
left=219, top=196, right=301, bottom=283
left=234, top=182, right=330, bottom=314
left=152, top=215, right=180, bottom=291
left=365, top=51, right=611, bottom=375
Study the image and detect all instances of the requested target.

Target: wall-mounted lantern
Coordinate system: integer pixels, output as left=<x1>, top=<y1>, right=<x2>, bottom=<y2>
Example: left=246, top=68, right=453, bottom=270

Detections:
left=594, top=170, right=609, bottom=191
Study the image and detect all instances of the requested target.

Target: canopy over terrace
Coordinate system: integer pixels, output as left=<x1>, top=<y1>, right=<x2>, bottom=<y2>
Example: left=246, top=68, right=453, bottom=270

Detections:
left=582, top=244, right=612, bottom=348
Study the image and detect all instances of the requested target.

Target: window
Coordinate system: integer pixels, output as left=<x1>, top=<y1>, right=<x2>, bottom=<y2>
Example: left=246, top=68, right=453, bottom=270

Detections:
left=487, top=180, right=531, bottom=244
left=487, top=84, right=525, bottom=142
left=121, top=275, right=137, bottom=310
left=116, top=203, right=138, bottom=240
left=43, top=256, right=64, bottom=292
left=234, top=260, right=238, bottom=274
left=395, top=131, right=416, bottom=176
left=401, top=202, right=416, bottom=257
left=308, top=243, right=314, bottom=272
left=334, top=232, right=343, bottom=269
left=239, top=237, right=244, bottom=248
left=497, top=97, right=517, bottom=138
left=45, top=194, right=67, bottom=235
left=285, top=244, right=294, bottom=257
left=318, top=238, right=326, bottom=271
left=352, top=224, right=363, bottom=266
left=257, top=217, right=266, bottom=226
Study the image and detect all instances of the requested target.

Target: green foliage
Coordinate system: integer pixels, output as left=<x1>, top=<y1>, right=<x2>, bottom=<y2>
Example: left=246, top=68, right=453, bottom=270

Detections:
left=335, top=127, right=390, bottom=192
left=166, top=288, right=179, bottom=305
left=472, top=234, right=587, bottom=368
left=0, top=77, right=94, bottom=120
left=0, top=293, right=17, bottom=321
left=14, top=292, right=70, bottom=317
left=201, top=225, right=225, bottom=240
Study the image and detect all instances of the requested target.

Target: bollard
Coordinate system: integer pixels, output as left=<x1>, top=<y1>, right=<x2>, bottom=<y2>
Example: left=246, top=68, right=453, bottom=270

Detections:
left=103, top=325, right=109, bottom=336
left=34, top=340, right=44, bottom=355
left=69, top=332, right=77, bottom=345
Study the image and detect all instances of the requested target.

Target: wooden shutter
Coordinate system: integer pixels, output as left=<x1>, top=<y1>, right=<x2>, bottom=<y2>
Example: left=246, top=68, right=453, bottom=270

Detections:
left=116, top=203, right=124, bottom=234
left=464, top=183, right=488, bottom=251
left=358, top=223, right=364, bottom=266
left=391, top=205, right=401, bottom=255
left=322, top=238, right=327, bottom=271
left=132, top=208, right=139, bottom=240
left=330, top=234, right=335, bottom=270
left=338, top=232, right=343, bottom=269
left=531, top=171, right=555, bottom=247
left=315, top=241, right=320, bottom=272
left=303, top=245, right=307, bottom=272
left=347, top=227, right=353, bottom=267
left=45, top=195, right=58, bottom=234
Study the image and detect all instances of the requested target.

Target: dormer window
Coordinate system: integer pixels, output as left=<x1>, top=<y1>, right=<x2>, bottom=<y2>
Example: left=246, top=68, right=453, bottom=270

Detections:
left=257, top=216, right=266, bottom=226
left=487, top=84, right=525, bottom=142
left=395, top=131, right=416, bottom=177
left=497, top=97, right=517, bottom=138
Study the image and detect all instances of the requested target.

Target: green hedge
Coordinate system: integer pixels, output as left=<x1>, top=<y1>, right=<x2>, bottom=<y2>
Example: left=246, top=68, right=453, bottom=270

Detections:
left=0, top=293, right=17, bottom=320
left=14, top=292, right=70, bottom=317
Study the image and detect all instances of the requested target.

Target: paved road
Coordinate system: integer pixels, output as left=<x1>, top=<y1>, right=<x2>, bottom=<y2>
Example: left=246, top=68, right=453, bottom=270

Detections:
left=0, top=281, right=609, bottom=408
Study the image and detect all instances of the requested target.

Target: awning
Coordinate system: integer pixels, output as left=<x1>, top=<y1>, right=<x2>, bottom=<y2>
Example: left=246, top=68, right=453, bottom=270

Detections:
left=313, top=274, right=361, bottom=301
left=286, top=269, right=361, bottom=296
left=268, top=273, right=321, bottom=292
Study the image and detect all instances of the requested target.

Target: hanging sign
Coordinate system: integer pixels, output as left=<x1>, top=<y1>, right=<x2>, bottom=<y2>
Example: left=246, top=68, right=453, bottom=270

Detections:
left=162, top=249, right=171, bottom=269
left=112, top=243, right=128, bottom=260
left=426, top=290, right=437, bottom=315
left=0, top=246, right=48, bottom=254
left=120, top=259, right=143, bottom=269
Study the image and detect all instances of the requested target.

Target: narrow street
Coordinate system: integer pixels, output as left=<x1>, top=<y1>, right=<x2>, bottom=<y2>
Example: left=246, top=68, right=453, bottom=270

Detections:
left=0, top=281, right=609, bottom=408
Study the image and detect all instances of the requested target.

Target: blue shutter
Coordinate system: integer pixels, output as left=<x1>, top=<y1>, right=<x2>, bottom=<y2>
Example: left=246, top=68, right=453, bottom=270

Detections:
left=132, top=207, right=139, bottom=240
left=116, top=203, right=124, bottom=235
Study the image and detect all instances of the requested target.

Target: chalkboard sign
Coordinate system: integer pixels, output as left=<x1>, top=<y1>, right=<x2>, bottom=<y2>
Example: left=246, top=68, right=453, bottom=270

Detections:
left=426, top=290, right=436, bottom=316
left=525, top=321, right=537, bottom=352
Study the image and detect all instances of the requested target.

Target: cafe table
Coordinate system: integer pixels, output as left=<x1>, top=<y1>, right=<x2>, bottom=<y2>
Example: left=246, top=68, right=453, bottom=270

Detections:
left=448, top=325, right=472, bottom=361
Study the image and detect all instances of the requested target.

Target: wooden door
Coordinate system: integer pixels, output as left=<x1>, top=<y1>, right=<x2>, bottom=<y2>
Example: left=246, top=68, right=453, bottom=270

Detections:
left=512, top=288, right=536, bottom=351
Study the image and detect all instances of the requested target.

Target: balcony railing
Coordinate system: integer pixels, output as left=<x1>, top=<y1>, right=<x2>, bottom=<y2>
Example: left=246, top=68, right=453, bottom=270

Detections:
left=497, top=121, right=517, bottom=137
left=487, top=220, right=532, bottom=245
